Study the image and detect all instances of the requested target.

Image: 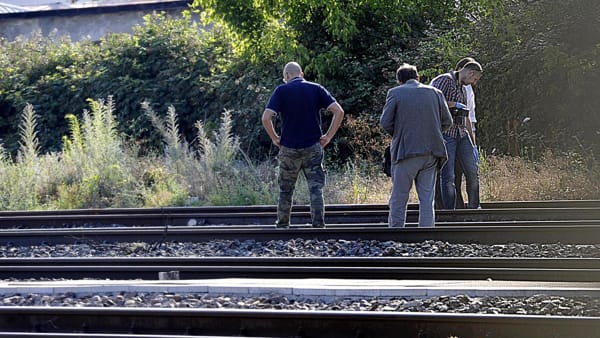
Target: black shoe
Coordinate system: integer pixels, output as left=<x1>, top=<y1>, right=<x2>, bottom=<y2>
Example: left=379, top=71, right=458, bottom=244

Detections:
left=312, top=223, right=325, bottom=228
left=275, top=221, right=290, bottom=229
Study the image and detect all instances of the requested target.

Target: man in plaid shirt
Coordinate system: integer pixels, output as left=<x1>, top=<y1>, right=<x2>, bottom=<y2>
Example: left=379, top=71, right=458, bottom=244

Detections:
left=430, top=61, right=483, bottom=209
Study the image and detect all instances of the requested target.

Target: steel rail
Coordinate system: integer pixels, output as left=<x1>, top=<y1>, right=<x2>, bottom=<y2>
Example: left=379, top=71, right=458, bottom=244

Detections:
left=1, top=257, right=599, bottom=282
left=0, top=307, right=598, bottom=338
left=2, top=225, right=600, bottom=245
left=1, top=262, right=599, bottom=281
left=0, top=199, right=598, bottom=216
left=2, top=256, right=599, bottom=268
left=3, top=215, right=600, bottom=229
left=0, top=205, right=598, bottom=228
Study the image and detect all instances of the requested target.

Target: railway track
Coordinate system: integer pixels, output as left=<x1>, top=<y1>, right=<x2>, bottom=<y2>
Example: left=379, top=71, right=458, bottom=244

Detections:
left=0, top=200, right=598, bottom=228
left=2, top=223, right=600, bottom=245
left=1, top=257, right=599, bottom=281
left=0, top=200, right=598, bottom=337
left=0, top=307, right=598, bottom=338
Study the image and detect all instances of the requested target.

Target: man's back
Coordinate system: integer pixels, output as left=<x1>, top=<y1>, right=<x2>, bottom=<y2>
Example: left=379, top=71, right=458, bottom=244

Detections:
left=381, top=79, right=451, bottom=162
left=379, top=63, right=450, bottom=228
left=266, top=78, right=335, bottom=148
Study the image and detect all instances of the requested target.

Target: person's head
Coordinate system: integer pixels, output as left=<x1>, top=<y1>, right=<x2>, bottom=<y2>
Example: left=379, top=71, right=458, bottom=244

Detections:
left=396, top=63, right=419, bottom=84
left=455, top=57, right=476, bottom=71
left=458, top=61, right=483, bottom=85
left=283, top=62, right=303, bottom=83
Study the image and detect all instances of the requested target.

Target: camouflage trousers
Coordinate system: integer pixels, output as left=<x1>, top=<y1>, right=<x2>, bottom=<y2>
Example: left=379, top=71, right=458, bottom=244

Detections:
left=277, top=143, right=326, bottom=226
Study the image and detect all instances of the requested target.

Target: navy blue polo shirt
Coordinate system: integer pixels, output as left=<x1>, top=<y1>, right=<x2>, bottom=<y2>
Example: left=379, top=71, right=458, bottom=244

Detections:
left=265, top=77, right=336, bottom=149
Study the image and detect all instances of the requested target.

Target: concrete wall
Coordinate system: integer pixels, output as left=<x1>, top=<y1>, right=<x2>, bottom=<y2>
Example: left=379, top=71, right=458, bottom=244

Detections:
left=0, top=1, right=193, bottom=41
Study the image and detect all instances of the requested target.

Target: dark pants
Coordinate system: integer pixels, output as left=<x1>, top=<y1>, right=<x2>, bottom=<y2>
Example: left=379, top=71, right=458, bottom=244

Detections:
left=454, top=159, right=466, bottom=209
left=435, top=169, right=465, bottom=209
left=434, top=176, right=444, bottom=209
left=440, top=134, right=480, bottom=209
left=436, top=140, right=473, bottom=210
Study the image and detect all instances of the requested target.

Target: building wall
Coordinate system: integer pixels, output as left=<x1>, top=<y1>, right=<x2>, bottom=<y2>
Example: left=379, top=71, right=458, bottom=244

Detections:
left=0, top=1, right=193, bottom=41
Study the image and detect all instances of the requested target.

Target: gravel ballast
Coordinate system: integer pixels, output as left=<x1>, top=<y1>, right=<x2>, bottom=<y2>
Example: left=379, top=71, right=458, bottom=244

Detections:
left=1, top=292, right=599, bottom=317
left=1, top=238, right=599, bottom=316
left=1, top=239, right=599, bottom=258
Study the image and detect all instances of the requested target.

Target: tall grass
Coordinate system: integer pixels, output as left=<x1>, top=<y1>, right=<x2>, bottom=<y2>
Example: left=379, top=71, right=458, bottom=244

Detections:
left=141, top=103, right=278, bottom=206
left=480, top=150, right=600, bottom=201
left=57, top=96, right=140, bottom=208
left=0, top=98, right=598, bottom=211
left=0, top=104, right=40, bottom=210
left=141, top=101, right=194, bottom=206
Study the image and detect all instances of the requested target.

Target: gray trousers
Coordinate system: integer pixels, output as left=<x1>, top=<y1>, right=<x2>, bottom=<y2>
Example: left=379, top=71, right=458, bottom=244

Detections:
left=388, top=155, right=438, bottom=228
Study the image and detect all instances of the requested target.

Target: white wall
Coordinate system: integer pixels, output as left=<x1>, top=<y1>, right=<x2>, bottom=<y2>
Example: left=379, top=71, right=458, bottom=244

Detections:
left=0, top=1, right=193, bottom=41
left=1, top=0, right=68, bottom=5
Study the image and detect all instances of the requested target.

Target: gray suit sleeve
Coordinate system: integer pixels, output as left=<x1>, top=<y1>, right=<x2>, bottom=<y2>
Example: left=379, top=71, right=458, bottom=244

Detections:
left=380, top=89, right=396, bottom=135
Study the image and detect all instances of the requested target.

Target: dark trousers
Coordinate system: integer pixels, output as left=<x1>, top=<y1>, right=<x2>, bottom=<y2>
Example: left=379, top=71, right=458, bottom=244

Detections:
left=435, top=159, right=467, bottom=209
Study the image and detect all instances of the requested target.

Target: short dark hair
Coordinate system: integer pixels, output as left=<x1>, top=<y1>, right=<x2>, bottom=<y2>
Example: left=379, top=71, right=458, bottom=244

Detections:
left=396, top=63, right=418, bottom=83
left=455, top=57, right=476, bottom=71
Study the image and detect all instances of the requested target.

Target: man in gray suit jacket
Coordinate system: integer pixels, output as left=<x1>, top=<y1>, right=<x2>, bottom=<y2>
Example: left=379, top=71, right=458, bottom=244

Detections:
left=380, top=63, right=453, bottom=228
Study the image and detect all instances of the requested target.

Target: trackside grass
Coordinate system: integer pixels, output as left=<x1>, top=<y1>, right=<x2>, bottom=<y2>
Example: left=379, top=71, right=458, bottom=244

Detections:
left=0, top=100, right=598, bottom=210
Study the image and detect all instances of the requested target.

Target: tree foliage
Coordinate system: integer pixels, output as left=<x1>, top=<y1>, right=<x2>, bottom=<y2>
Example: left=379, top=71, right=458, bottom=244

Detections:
left=0, top=13, right=235, bottom=156
left=192, top=0, right=502, bottom=162
left=1, top=0, right=596, bottom=166
left=474, top=0, right=600, bottom=158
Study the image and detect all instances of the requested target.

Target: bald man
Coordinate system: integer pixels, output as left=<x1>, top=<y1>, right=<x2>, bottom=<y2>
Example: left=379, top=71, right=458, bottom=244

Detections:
left=262, top=62, right=344, bottom=229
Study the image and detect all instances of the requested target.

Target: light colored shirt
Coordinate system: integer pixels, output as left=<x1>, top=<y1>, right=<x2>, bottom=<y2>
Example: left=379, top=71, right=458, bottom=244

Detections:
left=465, top=84, right=476, bottom=123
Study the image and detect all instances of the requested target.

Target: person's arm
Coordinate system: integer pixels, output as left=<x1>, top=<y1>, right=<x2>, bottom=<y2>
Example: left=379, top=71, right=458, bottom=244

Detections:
left=431, top=75, right=457, bottom=108
left=436, top=90, right=453, bottom=132
left=261, top=109, right=281, bottom=148
left=380, top=90, right=396, bottom=135
left=320, top=102, right=344, bottom=147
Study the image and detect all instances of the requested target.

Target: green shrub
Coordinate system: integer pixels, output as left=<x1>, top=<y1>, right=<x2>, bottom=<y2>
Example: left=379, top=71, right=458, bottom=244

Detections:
left=58, top=97, right=141, bottom=208
left=0, top=13, right=235, bottom=158
left=0, top=99, right=598, bottom=212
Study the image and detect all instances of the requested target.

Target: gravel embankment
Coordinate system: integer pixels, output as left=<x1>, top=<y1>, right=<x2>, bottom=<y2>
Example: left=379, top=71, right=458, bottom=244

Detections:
left=1, top=292, right=599, bottom=316
left=2, top=239, right=599, bottom=316
left=1, top=239, right=599, bottom=258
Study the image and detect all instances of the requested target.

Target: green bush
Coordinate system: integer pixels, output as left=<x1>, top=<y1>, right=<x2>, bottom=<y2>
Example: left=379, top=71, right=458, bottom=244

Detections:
left=474, top=0, right=600, bottom=157
left=0, top=1, right=497, bottom=164
left=0, top=13, right=235, bottom=158
left=0, top=99, right=598, bottom=211
left=0, top=1, right=598, bottom=211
